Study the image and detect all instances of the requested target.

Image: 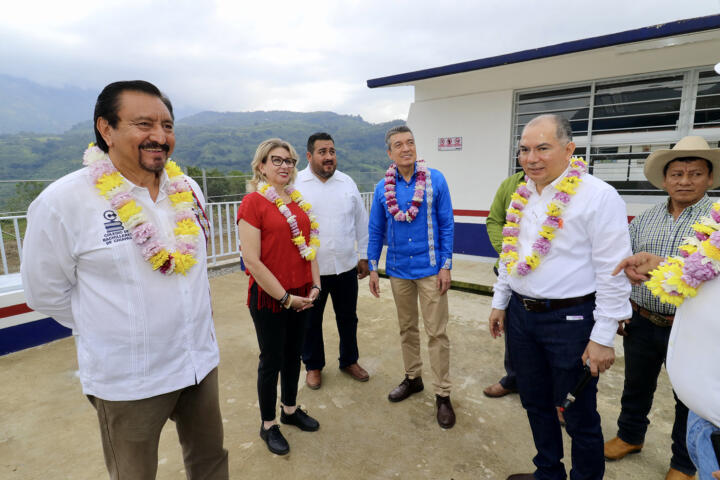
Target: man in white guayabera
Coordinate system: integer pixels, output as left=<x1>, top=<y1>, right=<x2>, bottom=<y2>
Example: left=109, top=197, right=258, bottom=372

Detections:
left=296, top=132, right=370, bottom=390
left=21, top=81, right=228, bottom=480
left=489, top=114, right=631, bottom=480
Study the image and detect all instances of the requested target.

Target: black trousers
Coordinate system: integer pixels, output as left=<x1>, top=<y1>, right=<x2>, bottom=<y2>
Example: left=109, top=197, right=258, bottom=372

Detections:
left=302, top=268, right=360, bottom=371
left=249, top=284, right=310, bottom=421
left=617, top=309, right=694, bottom=475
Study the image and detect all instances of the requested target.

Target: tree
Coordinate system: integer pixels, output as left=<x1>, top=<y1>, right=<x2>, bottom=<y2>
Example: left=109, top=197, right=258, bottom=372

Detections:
left=3, top=181, right=47, bottom=213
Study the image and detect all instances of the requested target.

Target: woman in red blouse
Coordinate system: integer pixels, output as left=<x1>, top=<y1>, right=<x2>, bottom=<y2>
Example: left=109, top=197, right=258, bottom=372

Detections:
left=237, top=138, right=322, bottom=455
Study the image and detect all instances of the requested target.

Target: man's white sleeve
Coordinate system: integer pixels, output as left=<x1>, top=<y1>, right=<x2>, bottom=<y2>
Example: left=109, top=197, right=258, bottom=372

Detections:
left=491, top=262, right=512, bottom=310
left=353, top=184, right=369, bottom=260
left=20, top=198, right=77, bottom=329
left=588, top=188, right=632, bottom=347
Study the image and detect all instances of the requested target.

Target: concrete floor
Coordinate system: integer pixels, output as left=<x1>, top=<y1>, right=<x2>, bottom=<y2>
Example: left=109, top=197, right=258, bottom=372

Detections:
left=1, top=262, right=679, bottom=479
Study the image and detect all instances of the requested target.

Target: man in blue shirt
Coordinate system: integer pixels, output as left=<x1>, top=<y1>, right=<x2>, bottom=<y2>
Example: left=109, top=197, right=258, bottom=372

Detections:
left=368, top=125, right=455, bottom=429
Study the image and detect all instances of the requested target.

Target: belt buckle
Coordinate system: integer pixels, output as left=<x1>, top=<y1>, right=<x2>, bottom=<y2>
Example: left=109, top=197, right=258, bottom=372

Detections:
left=648, top=312, right=672, bottom=327
left=522, top=297, right=542, bottom=312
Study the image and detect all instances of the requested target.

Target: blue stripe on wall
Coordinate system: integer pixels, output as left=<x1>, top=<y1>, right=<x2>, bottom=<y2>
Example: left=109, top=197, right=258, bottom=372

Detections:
left=454, top=222, right=498, bottom=257
left=0, top=318, right=71, bottom=355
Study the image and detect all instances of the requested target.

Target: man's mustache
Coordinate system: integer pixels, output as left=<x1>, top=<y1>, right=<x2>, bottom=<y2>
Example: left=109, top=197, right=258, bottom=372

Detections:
left=139, top=142, right=170, bottom=152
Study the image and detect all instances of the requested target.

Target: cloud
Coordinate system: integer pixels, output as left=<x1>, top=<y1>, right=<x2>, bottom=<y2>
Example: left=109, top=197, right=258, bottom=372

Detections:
left=0, top=0, right=717, bottom=123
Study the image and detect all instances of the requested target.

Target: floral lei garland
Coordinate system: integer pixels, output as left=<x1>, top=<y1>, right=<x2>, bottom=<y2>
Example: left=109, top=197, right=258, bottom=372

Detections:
left=257, top=181, right=319, bottom=261
left=499, top=157, right=588, bottom=276
left=646, top=201, right=720, bottom=306
left=83, top=144, right=200, bottom=275
left=384, top=159, right=427, bottom=222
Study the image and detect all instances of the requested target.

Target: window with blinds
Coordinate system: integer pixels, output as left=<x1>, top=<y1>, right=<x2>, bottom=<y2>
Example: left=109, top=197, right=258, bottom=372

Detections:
left=511, top=68, right=720, bottom=194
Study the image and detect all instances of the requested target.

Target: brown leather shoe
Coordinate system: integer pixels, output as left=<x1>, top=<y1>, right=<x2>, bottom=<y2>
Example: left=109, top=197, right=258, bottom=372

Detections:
left=341, top=363, right=369, bottom=382
left=436, top=395, right=456, bottom=429
left=665, top=467, right=696, bottom=480
left=306, top=369, right=321, bottom=390
left=604, top=436, right=643, bottom=460
left=506, top=474, right=535, bottom=480
left=483, top=382, right=517, bottom=398
left=388, top=375, right=423, bottom=402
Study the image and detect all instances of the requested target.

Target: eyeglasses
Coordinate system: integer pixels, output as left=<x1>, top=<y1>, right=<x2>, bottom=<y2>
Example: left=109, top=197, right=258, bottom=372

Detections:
left=268, top=155, right=297, bottom=167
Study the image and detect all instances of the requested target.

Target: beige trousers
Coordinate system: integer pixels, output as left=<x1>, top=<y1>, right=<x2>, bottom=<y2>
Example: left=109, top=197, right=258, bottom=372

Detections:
left=389, top=275, right=451, bottom=396
left=88, top=368, right=229, bottom=480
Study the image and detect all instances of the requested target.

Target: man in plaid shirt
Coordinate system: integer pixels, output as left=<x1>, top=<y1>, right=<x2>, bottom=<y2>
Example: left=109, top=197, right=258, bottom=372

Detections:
left=604, top=136, right=719, bottom=480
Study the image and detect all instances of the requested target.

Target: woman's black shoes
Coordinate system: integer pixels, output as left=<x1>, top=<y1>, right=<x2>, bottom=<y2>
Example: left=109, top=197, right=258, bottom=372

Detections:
left=280, top=407, right=320, bottom=431
left=259, top=424, right=289, bottom=455
left=260, top=409, right=318, bottom=455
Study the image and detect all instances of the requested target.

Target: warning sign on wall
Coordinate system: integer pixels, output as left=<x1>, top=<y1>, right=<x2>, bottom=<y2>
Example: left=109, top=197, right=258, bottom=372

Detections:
left=438, top=136, right=462, bottom=151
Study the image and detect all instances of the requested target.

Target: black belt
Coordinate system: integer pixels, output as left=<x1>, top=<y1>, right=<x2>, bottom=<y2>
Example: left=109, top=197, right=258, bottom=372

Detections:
left=512, top=291, right=596, bottom=313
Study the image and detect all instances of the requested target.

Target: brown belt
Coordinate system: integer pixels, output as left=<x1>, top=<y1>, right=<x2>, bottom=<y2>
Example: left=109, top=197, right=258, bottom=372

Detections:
left=513, top=292, right=596, bottom=313
left=630, top=300, right=674, bottom=327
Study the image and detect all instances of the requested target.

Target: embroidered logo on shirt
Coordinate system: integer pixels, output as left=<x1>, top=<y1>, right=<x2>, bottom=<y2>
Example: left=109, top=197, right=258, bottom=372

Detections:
left=102, top=210, right=132, bottom=245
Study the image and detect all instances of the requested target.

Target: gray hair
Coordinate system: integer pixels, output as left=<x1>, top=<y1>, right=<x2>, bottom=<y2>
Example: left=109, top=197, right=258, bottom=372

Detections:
left=524, top=114, right=573, bottom=144
left=385, top=125, right=414, bottom=150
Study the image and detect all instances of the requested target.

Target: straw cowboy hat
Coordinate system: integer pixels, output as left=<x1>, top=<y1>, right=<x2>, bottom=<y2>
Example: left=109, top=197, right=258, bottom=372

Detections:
left=644, top=136, right=720, bottom=189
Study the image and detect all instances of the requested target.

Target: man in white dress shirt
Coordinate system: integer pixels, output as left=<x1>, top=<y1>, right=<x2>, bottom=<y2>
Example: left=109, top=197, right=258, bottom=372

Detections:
left=488, top=114, right=632, bottom=480
left=296, top=132, right=370, bottom=389
left=21, top=81, right=228, bottom=479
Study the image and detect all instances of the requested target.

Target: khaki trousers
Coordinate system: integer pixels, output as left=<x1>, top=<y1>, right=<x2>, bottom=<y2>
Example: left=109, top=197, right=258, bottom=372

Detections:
left=88, top=368, right=229, bottom=480
left=389, top=275, right=451, bottom=396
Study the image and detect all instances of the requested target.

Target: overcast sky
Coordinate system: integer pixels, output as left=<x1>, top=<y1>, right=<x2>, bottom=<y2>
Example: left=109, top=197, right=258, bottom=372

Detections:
left=2, top=0, right=719, bottom=123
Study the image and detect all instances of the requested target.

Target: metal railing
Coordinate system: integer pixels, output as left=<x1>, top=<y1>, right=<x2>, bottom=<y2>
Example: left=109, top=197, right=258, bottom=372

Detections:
left=1, top=194, right=375, bottom=275
left=0, top=216, right=24, bottom=275
left=206, top=201, right=242, bottom=265
left=360, top=192, right=374, bottom=214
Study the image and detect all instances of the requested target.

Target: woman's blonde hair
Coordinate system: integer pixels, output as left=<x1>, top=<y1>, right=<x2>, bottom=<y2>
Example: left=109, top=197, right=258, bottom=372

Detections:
left=247, top=138, right=299, bottom=192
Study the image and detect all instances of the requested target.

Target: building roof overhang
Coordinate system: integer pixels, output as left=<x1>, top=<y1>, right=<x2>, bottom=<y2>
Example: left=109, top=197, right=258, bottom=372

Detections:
left=367, top=14, right=720, bottom=89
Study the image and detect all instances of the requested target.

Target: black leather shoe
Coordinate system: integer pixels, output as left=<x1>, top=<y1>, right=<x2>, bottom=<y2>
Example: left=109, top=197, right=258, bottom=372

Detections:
left=388, top=375, right=424, bottom=402
left=436, top=395, right=456, bottom=429
left=280, top=407, right=320, bottom=432
left=259, top=424, right=289, bottom=455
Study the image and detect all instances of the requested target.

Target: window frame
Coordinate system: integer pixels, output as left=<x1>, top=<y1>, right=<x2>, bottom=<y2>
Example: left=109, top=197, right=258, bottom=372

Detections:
left=509, top=66, right=720, bottom=195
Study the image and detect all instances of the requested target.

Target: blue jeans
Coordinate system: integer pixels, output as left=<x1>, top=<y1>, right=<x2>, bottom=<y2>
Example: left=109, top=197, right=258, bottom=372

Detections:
left=687, top=410, right=720, bottom=480
left=507, top=293, right=604, bottom=480
left=617, top=309, right=694, bottom=474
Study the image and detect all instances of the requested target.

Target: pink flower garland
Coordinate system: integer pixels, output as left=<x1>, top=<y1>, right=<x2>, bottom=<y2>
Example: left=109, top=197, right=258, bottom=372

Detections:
left=384, top=159, right=427, bottom=222
left=257, top=182, right=320, bottom=261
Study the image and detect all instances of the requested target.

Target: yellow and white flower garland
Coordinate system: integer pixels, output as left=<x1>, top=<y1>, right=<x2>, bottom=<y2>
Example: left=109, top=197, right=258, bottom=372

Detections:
left=83, top=144, right=200, bottom=275
left=499, top=157, right=587, bottom=276
left=646, top=201, right=720, bottom=306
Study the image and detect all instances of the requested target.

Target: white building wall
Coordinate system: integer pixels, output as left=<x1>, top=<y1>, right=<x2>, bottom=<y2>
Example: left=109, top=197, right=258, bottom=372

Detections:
left=406, top=89, right=514, bottom=212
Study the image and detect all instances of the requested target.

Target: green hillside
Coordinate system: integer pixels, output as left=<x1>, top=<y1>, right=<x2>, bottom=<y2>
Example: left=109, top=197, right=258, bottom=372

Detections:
left=0, top=111, right=403, bottom=212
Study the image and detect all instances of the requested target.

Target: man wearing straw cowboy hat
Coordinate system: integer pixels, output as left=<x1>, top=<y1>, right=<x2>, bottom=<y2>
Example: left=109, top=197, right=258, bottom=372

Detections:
left=604, top=135, right=720, bottom=480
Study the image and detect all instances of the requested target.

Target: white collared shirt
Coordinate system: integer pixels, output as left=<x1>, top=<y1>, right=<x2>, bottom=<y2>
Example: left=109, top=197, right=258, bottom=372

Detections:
left=21, top=166, right=219, bottom=401
left=491, top=169, right=632, bottom=347
left=667, top=278, right=720, bottom=427
left=296, top=167, right=369, bottom=276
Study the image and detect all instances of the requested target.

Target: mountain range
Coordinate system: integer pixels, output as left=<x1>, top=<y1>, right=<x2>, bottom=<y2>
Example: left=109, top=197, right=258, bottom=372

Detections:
left=0, top=75, right=404, bottom=210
